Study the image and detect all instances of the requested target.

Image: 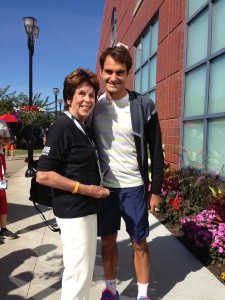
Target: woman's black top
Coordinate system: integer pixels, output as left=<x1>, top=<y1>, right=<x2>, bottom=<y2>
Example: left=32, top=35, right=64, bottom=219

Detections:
left=37, top=113, right=100, bottom=218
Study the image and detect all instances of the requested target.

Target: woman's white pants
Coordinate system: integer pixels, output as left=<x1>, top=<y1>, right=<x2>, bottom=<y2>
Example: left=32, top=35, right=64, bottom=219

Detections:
left=56, top=214, right=97, bottom=300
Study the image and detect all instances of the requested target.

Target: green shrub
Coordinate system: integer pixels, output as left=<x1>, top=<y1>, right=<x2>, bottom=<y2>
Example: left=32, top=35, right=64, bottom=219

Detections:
left=159, top=163, right=225, bottom=223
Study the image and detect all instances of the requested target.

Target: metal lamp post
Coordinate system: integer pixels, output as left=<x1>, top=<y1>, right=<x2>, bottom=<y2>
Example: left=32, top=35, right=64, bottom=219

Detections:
left=58, top=99, right=63, bottom=116
left=53, top=88, right=59, bottom=118
left=23, top=17, right=39, bottom=178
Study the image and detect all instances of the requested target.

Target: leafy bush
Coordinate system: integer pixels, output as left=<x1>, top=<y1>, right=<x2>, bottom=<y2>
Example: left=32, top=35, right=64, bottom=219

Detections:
left=159, top=163, right=225, bottom=223
left=158, top=161, right=225, bottom=264
left=208, top=184, right=225, bottom=222
left=14, top=105, right=50, bottom=129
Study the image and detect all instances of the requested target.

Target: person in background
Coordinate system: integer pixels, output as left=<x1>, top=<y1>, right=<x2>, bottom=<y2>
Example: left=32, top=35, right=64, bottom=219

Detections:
left=0, top=119, right=10, bottom=156
left=42, top=123, right=53, bottom=146
left=92, top=44, right=164, bottom=300
left=36, top=68, right=110, bottom=300
left=5, top=126, right=16, bottom=159
left=42, top=130, right=47, bottom=146
left=0, top=135, right=17, bottom=241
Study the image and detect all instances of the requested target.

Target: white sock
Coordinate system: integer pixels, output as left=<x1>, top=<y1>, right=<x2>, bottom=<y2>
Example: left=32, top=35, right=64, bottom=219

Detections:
left=137, top=282, right=149, bottom=299
left=105, top=279, right=117, bottom=295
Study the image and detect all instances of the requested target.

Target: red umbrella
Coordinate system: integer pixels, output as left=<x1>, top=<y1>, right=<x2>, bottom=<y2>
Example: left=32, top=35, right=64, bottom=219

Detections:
left=0, top=114, right=18, bottom=123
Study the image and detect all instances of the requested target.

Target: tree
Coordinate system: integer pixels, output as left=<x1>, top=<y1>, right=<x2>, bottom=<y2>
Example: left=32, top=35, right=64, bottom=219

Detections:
left=0, top=86, right=56, bottom=149
left=0, top=86, right=16, bottom=114
left=0, top=86, right=55, bottom=130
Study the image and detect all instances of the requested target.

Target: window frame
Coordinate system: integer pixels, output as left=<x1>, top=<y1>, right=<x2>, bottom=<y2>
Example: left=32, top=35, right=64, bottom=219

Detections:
left=181, top=0, right=225, bottom=172
left=134, top=17, right=158, bottom=101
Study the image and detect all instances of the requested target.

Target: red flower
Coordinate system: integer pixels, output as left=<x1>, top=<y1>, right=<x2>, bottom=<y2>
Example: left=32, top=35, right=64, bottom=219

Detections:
left=30, top=105, right=39, bottom=112
left=170, top=196, right=182, bottom=210
left=21, top=105, right=29, bottom=111
left=21, top=105, right=39, bottom=112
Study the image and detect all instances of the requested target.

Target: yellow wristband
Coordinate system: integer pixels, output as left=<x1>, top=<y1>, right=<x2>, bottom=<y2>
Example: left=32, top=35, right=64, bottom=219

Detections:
left=72, top=181, right=80, bottom=194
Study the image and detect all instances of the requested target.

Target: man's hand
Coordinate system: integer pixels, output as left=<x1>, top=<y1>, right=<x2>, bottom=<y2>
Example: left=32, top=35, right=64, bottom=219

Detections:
left=147, top=193, right=160, bottom=213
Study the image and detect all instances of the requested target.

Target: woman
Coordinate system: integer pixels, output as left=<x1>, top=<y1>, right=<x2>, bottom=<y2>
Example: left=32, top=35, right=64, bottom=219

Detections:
left=36, top=68, right=110, bottom=300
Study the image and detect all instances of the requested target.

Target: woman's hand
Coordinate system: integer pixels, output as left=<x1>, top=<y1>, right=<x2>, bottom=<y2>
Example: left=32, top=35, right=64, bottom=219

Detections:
left=79, top=184, right=110, bottom=199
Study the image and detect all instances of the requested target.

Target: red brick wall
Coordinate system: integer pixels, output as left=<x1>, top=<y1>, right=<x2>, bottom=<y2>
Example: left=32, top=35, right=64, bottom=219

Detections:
left=96, top=0, right=186, bottom=170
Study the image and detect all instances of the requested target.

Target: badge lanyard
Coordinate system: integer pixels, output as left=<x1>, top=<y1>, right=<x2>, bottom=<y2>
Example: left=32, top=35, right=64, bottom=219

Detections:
left=63, top=111, right=104, bottom=185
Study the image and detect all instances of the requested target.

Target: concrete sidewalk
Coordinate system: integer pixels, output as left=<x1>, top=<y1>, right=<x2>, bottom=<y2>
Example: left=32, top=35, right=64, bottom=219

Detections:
left=0, top=156, right=225, bottom=299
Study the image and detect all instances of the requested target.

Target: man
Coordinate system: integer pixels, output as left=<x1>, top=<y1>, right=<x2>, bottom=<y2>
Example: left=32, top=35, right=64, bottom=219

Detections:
left=5, top=126, right=16, bottom=158
left=92, top=44, right=164, bottom=300
left=0, top=120, right=10, bottom=155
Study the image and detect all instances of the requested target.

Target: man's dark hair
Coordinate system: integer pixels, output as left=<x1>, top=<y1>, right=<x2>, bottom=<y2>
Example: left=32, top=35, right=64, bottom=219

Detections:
left=99, top=45, right=133, bottom=74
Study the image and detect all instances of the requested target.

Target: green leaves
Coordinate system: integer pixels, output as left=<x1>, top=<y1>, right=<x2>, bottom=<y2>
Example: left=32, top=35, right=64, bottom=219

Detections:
left=0, top=86, right=54, bottom=131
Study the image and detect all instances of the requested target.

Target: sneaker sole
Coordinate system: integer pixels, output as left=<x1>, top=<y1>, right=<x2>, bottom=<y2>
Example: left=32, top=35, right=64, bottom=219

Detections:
left=0, top=235, right=18, bottom=240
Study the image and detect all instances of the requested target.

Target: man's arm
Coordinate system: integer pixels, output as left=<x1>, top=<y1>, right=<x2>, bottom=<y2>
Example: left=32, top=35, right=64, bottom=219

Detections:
left=147, top=111, right=164, bottom=195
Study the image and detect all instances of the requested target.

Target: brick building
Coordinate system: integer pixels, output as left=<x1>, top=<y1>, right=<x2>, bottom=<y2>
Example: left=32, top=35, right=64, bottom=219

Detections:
left=96, top=0, right=225, bottom=173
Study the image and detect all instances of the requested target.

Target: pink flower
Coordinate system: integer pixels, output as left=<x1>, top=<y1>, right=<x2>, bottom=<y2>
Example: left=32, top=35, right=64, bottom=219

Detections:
left=212, top=170, right=220, bottom=176
left=218, top=247, right=224, bottom=253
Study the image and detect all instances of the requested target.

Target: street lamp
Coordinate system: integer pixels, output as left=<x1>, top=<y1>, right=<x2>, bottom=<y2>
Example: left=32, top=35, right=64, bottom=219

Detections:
left=53, top=88, right=59, bottom=118
left=58, top=99, right=63, bottom=116
left=23, top=17, right=39, bottom=178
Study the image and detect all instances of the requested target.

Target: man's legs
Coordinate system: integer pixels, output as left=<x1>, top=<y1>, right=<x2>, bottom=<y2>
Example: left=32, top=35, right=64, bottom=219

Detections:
left=101, top=235, right=150, bottom=282
left=98, top=192, right=121, bottom=299
left=4, top=145, right=9, bottom=157
left=98, top=186, right=150, bottom=299
left=132, top=238, right=150, bottom=299
left=101, top=233, right=118, bottom=279
left=98, top=190, right=121, bottom=298
left=101, top=233, right=119, bottom=297
left=100, top=233, right=150, bottom=299
left=10, top=144, right=15, bottom=157
left=132, top=238, right=150, bottom=283
left=120, top=186, right=150, bottom=299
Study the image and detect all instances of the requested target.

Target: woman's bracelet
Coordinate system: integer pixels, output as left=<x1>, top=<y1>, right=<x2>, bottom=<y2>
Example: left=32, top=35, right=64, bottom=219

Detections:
left=72, top=181, right=80, bottom=194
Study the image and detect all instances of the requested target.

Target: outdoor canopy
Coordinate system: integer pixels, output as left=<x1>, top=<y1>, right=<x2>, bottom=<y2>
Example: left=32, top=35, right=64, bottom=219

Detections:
left=0, top=114, right=18, bottom=122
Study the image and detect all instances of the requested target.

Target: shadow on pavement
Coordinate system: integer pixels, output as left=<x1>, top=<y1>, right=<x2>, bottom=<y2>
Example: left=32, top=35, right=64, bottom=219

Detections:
left=7, top=203, right=58, bottom=234
left=95, top=222, right=203, bottom=300
left=0, top=245, right=59, bottom=300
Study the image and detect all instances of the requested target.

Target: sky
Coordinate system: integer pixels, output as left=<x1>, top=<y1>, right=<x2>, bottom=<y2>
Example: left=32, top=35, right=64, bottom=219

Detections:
left=0, top=0, right=105, bottom=111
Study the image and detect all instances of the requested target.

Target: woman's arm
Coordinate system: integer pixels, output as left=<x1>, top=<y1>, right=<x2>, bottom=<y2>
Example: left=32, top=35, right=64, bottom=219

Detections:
left=36, top=170, right=109, bottom=199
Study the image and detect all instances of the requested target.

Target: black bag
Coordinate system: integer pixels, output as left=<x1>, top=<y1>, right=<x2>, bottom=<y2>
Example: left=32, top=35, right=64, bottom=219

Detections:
left=29, top=174, right=60, bottom=232
left=29, top=174, right=53, bottom=207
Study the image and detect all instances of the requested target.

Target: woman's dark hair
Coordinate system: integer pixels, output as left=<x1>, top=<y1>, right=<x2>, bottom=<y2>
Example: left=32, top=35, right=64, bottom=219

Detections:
left=99, top=45, right=133, bottom=74
left=63, top=68, right=100, bottom=111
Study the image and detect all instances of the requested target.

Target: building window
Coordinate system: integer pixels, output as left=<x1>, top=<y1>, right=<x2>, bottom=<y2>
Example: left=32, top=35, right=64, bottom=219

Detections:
left=182, top=0, right=225, bottom=173
left=134, top=18, right=158, bottom=102
left=111, top=9, right=117, bottom=47
left=188, top=0, right=207, bottom=17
